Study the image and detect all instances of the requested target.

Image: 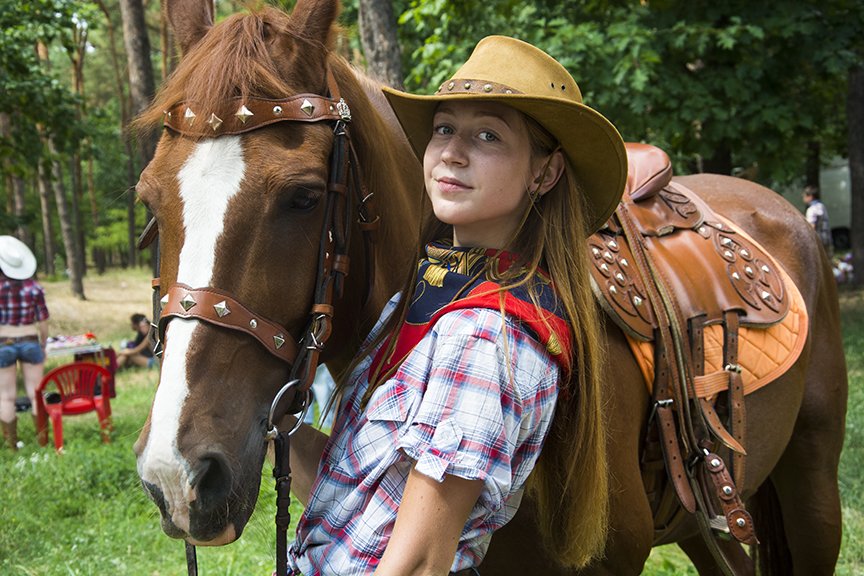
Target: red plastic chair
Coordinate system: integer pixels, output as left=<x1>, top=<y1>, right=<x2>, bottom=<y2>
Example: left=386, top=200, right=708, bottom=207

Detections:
left=35, top=362, right=113, bottom=452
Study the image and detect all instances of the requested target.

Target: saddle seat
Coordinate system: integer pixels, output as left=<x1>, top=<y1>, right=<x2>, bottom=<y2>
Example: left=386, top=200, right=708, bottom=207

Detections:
left=589, top=143, right=808, bottom=399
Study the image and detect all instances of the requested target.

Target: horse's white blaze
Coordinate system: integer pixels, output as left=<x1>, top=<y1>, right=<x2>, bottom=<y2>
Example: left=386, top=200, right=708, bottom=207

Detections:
left=138, top=137, right=245, bottom=533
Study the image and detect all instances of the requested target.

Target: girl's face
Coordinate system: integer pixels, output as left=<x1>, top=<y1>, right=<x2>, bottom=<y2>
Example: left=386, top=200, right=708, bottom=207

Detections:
left=424, top=101, right=539, bottom=248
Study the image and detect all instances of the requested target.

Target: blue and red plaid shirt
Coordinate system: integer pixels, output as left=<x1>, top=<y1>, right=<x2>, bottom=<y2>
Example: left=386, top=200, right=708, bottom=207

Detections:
left=0, top=278, right=49, bottom=326
left=289, top=296, right=559, bottom=575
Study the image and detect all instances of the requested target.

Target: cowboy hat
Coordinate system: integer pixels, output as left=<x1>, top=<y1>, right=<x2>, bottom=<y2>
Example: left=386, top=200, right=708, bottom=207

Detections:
left=0, top=236, right=37, bottom=280
left=383, top=35, right=627, bottom=234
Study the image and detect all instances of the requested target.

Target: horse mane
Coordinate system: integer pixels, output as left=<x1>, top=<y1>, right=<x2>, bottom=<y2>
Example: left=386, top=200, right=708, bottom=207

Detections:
left=137, top=7, right=333, bottom=129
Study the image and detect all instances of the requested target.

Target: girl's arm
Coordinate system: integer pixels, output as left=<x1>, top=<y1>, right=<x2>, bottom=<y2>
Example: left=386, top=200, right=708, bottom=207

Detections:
left=374, top=467, right=483, bottom=576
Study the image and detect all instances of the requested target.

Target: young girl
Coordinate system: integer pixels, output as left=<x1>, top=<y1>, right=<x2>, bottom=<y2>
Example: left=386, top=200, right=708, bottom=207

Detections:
left=287, top=36, right=627, bottom=575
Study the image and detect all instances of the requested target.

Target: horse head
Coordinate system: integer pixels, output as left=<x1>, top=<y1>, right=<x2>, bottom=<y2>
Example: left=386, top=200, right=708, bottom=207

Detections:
left=133, top=0, right=420, bottom=546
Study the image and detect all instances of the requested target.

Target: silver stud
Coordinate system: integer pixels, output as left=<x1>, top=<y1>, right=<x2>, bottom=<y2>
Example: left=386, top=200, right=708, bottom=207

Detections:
left=600, top=263, right=610, bottom=273
left=505, top=89, right=513, bottom=94
left=206, top=113, right=223, bottom=131
left=732, top=272, right=741, bottom=280
left=447, top=81, right=455, bottom=91
left=740, top=249, right=750, bottom=258
left=721, top=237, right=733, bottom=247
left=213, top=300, right=231, bottom=318
left=736, top=518, right=747, bottom=528
left=592, top=247, right=601, bottom=257
left=620, top=258, right=629, bottom=268
left=604, top=251, right=614, bottom=262
left=483, top=83, right=493, bottom=92
left=273, top=105, right=283, bottom=116
left=160, top=294, right=169, bottom=306
left=608, top=240, right=618, bottom=249
left=273, top=334, right=285, bottom=349
left=722, top=485, right=733, bottom=496
left=710, top=458, right=721, bottom=467
left=761, top=291, right=772, bottom=301
left=464, top=82, right=472, bottom=89
left=615, top=272, right=625, bottom=283
left=180, top=293, right=197, bottom=312
left=698, top=226, right=707, bottom=235
left=633, top=296, right=643, bottom=306
left=300, top=99, right=315, bottom=117
left=745, top=266, right=755, bottom=277
left=609, top=285, right=618, bottom=294
left=761, top=264, right=770, bottom=273
left=184, top=107, right=197, bottom=126
left=249, top=319, right=258, bottom=329
left=234, top=105, right=254, bottom=124
left=724, top=250, right=735, bottom=259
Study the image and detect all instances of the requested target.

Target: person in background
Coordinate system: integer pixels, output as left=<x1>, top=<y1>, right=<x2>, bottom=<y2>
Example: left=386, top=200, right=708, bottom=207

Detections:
left=803, top=185, right=833, bottom=257
left=117, top=313, right=156, bottom=370
left=0, top=236, right=49, bottom=451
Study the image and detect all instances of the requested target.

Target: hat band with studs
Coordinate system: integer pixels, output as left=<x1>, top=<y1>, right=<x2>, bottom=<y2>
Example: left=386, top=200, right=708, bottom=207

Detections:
left=437, top=78, right=523, bottom=95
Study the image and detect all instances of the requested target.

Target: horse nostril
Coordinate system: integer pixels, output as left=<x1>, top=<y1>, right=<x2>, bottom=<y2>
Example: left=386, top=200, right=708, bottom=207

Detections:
left=190, top=452, right=233, bottom=510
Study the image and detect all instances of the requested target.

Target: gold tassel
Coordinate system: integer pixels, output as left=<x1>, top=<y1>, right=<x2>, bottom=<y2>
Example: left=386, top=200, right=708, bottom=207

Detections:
left=423, top=263, right=448, bottom=287
left=546, top=332, right=563, bottom=355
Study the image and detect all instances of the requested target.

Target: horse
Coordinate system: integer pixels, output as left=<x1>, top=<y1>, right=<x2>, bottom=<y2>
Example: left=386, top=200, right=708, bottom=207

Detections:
left=133, top=0, right=848, bottom=574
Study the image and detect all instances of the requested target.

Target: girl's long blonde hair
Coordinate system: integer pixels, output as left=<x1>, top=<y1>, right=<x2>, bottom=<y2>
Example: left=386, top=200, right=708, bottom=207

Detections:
left=340, top=111, right=609, bottom=568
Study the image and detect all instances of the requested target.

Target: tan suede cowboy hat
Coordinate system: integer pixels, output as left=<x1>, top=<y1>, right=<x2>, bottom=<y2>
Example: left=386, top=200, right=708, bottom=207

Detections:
left=0, top=236, right=37, bottom=280
left=383, top=35, right=627, bottom=234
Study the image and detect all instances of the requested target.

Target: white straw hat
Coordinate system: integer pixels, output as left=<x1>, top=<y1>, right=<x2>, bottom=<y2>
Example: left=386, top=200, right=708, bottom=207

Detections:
left=0, top=236, right=37, bottom=280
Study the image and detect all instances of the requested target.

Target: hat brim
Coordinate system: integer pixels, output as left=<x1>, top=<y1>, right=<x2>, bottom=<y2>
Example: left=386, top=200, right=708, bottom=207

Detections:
left=382, top=87, right=627, bottom=235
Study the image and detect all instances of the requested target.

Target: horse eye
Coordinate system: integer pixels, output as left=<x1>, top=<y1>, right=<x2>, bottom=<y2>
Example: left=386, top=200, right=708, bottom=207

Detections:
left=287, top=187, right=323, bottom=213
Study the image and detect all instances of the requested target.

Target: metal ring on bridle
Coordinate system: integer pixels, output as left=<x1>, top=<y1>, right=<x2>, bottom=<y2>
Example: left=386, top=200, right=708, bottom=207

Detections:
left=265, top=379, right=311, bottom=440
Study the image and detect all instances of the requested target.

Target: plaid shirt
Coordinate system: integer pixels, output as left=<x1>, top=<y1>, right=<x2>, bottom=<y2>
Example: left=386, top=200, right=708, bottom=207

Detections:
left=289, top=297, right=559, bottom=575
left=0, top=278, right=49, bottom=326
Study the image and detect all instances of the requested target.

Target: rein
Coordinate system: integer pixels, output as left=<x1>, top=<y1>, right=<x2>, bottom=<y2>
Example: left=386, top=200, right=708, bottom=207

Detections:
left=138, top=65, right=379, bottom=576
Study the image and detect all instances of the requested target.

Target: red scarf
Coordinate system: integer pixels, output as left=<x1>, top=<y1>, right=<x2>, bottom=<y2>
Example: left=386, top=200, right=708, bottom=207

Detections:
left=369, top=240, right=572, bottom=384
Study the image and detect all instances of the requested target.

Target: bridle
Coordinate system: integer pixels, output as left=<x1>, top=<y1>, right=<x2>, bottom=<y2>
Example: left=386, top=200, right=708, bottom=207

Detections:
left=137, top=65, right=379, bottom=576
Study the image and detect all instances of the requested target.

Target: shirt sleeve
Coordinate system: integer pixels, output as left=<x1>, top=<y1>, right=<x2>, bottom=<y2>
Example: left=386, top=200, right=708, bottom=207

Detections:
left=33, top=285, right=49, bottom=321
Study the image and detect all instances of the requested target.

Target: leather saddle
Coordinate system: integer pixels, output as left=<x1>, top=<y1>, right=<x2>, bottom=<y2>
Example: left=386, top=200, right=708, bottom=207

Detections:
left=587, top=143, right=798, bottom=560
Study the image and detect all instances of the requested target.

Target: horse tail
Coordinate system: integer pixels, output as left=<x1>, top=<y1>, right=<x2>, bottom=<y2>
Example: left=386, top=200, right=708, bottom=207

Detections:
left=750, top=478, right=793, bottom=576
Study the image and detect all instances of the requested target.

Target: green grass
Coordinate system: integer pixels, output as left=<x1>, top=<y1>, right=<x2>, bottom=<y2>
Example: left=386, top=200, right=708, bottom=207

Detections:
left=0, top=269, right=862, bottom=574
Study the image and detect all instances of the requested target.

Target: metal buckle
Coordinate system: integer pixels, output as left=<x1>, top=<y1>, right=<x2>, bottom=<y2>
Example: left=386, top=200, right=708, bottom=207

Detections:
left=265, top=379, right=311, bottom=440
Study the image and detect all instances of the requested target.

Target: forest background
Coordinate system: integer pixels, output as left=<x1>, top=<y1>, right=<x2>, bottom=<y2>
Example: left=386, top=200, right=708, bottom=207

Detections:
left=1, top=0, right=863, bottom=296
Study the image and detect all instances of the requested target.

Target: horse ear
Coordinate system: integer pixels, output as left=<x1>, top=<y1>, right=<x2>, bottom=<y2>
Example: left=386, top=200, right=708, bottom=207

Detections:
left=288, top=0, right=340, bottom=43
left=166, top=0, right=215, bottom=55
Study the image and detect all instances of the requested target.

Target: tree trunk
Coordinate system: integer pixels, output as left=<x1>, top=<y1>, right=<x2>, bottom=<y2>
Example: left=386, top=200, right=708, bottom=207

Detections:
left=848, top=64, right=864, bottom=287
left=806, top=140, right=820, bottom=189
left=46, top=138, right=85, bottom=298
left=97, top=0, right=139, bottom=268
left=118, top=0, right=157, bottom=269
left=357, top=0, right=403, bottom=88
left=36, top=164, right=56, bottom=277
left=118, top=0, right=157, bottom=163
left=0, top=113, right=32, bottom=246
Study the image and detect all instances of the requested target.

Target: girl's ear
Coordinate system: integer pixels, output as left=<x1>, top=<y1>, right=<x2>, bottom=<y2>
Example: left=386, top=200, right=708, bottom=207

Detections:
left=533, top=150, right=566, bottom=197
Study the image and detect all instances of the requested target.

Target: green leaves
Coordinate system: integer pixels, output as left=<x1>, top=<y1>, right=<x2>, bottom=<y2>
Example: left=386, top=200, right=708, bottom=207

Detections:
left=394, top=0, right=863, bottom=183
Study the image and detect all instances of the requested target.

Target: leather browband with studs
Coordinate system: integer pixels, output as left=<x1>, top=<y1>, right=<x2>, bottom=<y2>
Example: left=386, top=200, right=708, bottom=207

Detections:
left=436, top=78, right=523, bottom=95
left=163, top=94, right=350, bottom=137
